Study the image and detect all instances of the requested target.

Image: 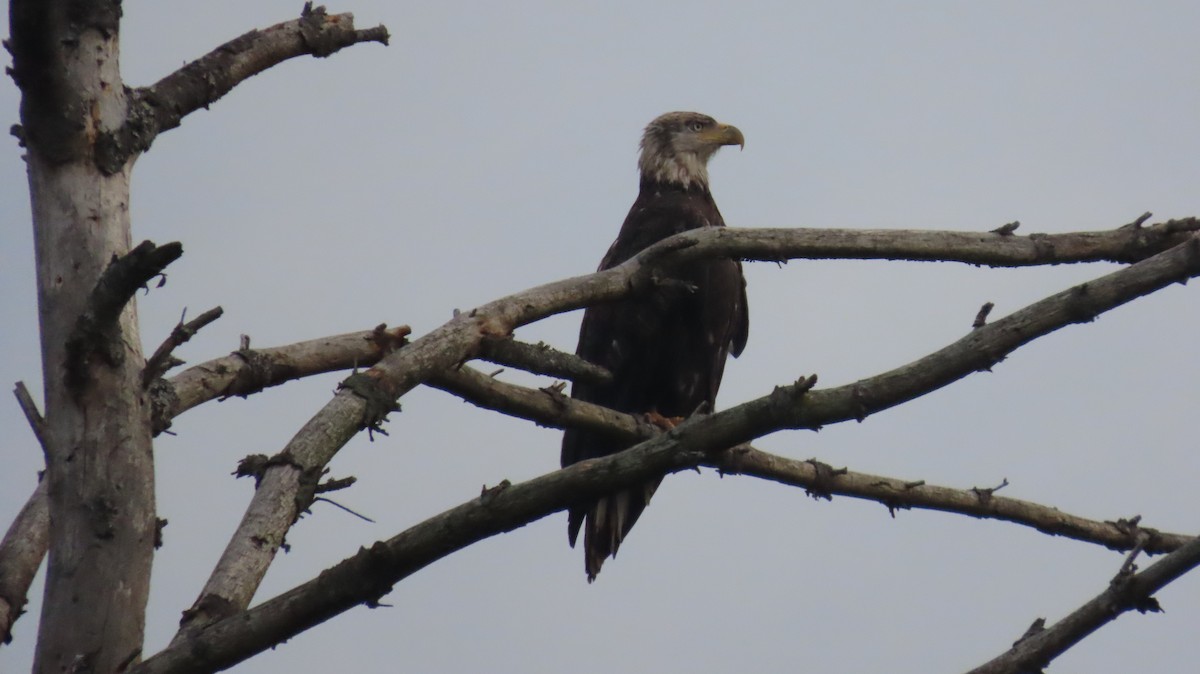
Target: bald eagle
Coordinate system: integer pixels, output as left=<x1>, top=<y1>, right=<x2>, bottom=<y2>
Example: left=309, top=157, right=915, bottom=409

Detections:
left=562, top=111, right=749, bottom=581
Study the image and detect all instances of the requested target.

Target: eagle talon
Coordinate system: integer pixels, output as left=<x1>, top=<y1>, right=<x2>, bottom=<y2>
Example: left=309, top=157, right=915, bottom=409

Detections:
left=644, top=410, right=684, bottom=430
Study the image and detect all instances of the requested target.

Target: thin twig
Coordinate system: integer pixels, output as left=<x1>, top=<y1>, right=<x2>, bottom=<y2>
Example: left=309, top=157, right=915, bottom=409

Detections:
left=311, top=497, right=375, bottom=523
left=479, top=336, right=612, bottom=386
left=1120, top=211, right=1153, bottom=230
left=972, top=302, right=995, bottom=329
left=13, top=381, right=47, bottom=454
left=143, top=306, right=224, bottom=387
left=991, top=221, right=1020, bottom=236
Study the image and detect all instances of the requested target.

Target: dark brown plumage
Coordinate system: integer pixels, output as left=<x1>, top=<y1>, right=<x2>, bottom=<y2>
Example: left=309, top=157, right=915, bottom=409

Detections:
left=561, top=111, right=749, bottom=581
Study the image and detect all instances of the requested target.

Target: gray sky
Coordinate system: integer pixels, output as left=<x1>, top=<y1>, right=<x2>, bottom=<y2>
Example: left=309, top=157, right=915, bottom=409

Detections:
left=3, top=2, right=1199, bottom=672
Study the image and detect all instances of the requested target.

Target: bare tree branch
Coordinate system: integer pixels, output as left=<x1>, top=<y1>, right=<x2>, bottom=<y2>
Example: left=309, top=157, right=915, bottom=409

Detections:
left=7, top=0, right=1192, bottom=663
left=0, top=222, right=1187, bottom=643
left=655, top=218, right=1200, bottom=267
left=94, top=4, right=390, bottom=173
left=478, top=337, right=612, bottom=386
left=143, top=306, right=224, bottom=387
left=157, top=327, right=603, bottom=432
left=28, top=264, right=1188, bottom=647
left=161, top=225, right=724, bottom=634
left=132, top=306, right=1200, bottom=674
left=432, top=366, right=655, bottom=440
left=154, top=324, right=411, bottom=433
left=175, top=228, right=1200, bottom=637
left=151, top=220, right=1200, bottom=433
left=64, top=240, right=183, bottom=388
left=967, top=532, right=1200, bottom=674
left=132, top=397, right=770, bottom=674
left=0, top=383, right=48, bottom=645
left=432, top=366, right=1192, bottom=555
left=154, top=232, right=1200, bottom=658
left=711, top=449, right=1190, bottom=554
left=0, top=479, right=47, bottom=646
left=152, top=221, right=1199, bottom=432
left=6, top=220, right=1189, bottom=646
left=12, top=381, right=46, bottom=453
left=8, top=223, right=1198, bottom=661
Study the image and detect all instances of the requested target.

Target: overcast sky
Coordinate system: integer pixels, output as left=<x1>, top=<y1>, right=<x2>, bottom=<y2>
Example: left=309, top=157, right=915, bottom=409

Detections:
left=3, top=2, right=1200, bottom=672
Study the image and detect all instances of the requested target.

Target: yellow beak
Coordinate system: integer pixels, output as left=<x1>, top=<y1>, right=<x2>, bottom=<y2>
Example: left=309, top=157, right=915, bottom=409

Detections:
left=701, top=123, right=745, bottom=150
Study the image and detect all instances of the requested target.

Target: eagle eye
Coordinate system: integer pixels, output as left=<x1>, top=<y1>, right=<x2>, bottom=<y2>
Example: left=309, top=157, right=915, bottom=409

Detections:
left=689, top=120, right=705, bottom=132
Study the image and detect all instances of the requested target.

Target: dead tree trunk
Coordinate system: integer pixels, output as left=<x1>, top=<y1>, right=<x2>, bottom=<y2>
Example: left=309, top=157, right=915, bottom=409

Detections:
left=10, top=2, right=157, bottom=671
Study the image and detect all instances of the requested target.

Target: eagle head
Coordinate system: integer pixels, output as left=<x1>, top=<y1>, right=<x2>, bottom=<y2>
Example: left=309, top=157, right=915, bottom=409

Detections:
left=637, top=111, right=744, bottom=190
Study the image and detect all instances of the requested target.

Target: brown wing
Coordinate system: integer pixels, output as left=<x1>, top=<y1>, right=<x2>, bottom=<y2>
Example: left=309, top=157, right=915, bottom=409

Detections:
left=561, top=182, right=748, bottom=580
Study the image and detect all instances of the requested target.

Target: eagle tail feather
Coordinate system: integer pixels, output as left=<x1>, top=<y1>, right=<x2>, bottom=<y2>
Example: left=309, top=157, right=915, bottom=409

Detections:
left=581, top=478, right=662, bottom=582
left=567, top=507, right=585, bottom=548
